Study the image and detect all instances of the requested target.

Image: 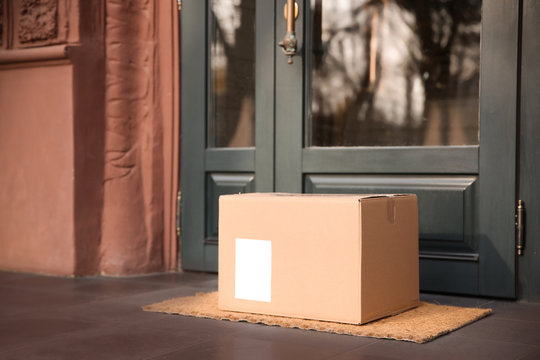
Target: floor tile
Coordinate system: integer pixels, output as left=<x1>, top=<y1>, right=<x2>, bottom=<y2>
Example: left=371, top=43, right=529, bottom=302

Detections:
left=148, top=334, right=340, bottom=360
left=455, top=316, right=540, bottom=345
left=0, top=286, right=98, bottom=317
left=518, top=346, right=540, bottom=360
left=328, top=334, right=536, bottom=360
left=120, top=272, right=218, bottom=289
left=0, top=324, right=206, bottom=360
left=0, top=271, right=33, bottom=285
left=0, top=315, right=100, bottom=353
left=133, top=310, right=254, bottom=336
left=1, top=271, right=540, bottom=360
left=46, top=286, right=205, bottom=325
left=120, top=284, right=215, bottom=306
left=1, top=275, right=170, bottom=299
left=488, top=300, right=540, bottom=323
left=420, top=292, right=493, bottom=308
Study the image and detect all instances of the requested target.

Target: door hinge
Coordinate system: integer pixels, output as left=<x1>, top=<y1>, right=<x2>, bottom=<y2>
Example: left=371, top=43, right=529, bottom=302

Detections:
left=177, top=0, right=182, bottom=11
left=176, top=190, right=181, bottom=238
left=516, top=200, right=525, bottom=256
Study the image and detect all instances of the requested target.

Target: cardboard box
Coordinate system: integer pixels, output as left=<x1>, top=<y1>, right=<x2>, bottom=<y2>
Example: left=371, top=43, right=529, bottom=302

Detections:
left=218, top=193, right=419, bottom=324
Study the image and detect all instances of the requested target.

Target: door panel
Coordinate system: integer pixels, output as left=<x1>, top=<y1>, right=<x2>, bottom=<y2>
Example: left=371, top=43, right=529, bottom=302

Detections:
left=420, top=259, right=478, bottom=294
left=206, top=173, right=255, bottom=244
left=274, top=0, right=517, bottom=297
left=204, top=172, right=255, bottom=272
left=305, top=174, right=479, bottom=292
left=305, top=175, right=476, bottom=243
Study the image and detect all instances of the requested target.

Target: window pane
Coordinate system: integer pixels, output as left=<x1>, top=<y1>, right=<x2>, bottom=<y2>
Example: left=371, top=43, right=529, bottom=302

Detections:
left=308, top=0, right=481, bottom=146
left=208, top=0, right=255, bottom=148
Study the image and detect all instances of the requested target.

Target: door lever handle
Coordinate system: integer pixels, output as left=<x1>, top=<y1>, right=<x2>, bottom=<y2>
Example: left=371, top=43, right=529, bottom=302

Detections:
left=278, top=0, right=299, bottom=64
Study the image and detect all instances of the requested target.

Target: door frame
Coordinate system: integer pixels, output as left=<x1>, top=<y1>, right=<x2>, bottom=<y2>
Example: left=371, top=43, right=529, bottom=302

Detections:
left=180, top=0, right=520, bottom=298
left=519, top=0, right=540, bottom=302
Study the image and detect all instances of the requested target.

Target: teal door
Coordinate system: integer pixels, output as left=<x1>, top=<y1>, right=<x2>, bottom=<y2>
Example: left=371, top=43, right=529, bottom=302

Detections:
left=181, top=0, right=519, bottom=298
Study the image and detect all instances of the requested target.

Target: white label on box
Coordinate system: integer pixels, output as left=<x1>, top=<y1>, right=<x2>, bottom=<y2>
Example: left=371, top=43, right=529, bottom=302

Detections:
left=235, top=238, right=272, bottom=302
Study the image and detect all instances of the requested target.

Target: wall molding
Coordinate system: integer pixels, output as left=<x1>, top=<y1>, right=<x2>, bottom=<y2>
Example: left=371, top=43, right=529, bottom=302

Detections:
left=0, top=44, right=70, bottom=64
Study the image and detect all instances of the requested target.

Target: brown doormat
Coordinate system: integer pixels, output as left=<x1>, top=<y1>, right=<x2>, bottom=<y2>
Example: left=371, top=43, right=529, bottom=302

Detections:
left=143, top=291, right=491, bottom=344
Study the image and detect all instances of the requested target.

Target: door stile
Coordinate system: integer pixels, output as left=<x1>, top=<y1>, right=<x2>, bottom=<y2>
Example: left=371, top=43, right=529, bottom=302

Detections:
left=477, top=0, right=519, bottom=298
left=181, top=0, right=207, bottom=270
left=275, top=0, right=304, bottom=193
left=255, top=0, right=277, bottom=192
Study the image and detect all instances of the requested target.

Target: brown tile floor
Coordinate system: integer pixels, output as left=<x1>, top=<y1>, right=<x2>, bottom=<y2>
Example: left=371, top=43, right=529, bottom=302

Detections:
left=1, top=271, right=539, bottom=360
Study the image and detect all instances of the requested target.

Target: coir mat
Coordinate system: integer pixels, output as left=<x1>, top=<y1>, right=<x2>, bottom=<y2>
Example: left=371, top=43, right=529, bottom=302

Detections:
left=143, top=291, right=491, bottom=344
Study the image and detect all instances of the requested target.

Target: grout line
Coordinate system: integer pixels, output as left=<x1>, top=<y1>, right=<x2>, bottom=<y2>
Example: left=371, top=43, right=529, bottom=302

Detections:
left=479, top=300, right=496, bottom=307
left=451, top=333, right=540, bottom=347
left=142, top=339, right=214, bottom=360
left=484, top=316, right=540, bottom=325
left=321, top=339, right=384, bottom=360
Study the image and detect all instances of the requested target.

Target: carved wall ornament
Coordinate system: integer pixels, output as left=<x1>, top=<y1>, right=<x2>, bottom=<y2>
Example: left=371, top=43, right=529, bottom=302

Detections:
left=101, top=0, right=165, bottom=274
left=18, top=0, right=58, bottom=43
left=0, top=0, right=73, bottom=49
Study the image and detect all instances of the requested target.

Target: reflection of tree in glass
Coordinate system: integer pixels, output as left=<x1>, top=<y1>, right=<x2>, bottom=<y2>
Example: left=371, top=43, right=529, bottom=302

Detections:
left=310, top=0, right=481, bottom=146
left=211, top=0, right=255, bottom=148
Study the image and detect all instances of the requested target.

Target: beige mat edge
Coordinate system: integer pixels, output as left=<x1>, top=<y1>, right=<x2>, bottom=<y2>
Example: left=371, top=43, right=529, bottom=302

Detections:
left=143, top=291, right=492, bottom=344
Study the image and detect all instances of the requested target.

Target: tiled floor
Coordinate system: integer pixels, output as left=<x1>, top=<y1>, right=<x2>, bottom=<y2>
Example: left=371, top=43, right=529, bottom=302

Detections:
left=1, top=271, right=539, bottom=360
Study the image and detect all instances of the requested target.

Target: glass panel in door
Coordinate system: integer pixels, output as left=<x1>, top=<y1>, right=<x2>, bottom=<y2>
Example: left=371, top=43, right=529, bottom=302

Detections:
left=307, top=0, right=481, bottom=146
left=208, top=0, right=256, bottom=148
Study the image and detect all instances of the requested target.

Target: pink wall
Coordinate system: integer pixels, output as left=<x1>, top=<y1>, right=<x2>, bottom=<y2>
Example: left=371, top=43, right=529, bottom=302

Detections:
left=0, top=0, right=180, bottom=276
left=0, top=65, right=76, bottom=275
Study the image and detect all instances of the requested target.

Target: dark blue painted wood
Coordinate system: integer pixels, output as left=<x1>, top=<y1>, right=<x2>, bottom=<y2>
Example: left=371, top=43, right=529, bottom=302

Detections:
left=302, top=147, right=478, bottom=174
left=206, top=173, right=255, bottom=243
left=181, top=0, right=207, bottom=271
left=255, top=0, right=276, bottom=192
left=477, top=0, right=519, bottom=298
left=519, top=0, right=540, bottom=302
left=205, top=149, right=255, bottom=172
left=420, top=259, right=478, bottom=295
left=305, top=174, right=476, bottom=244
left=274, top=0, right=303, bottom=193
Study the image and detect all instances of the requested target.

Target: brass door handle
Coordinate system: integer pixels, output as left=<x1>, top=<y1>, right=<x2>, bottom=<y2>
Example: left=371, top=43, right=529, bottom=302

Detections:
left=278, top=0, right=299, bottom=64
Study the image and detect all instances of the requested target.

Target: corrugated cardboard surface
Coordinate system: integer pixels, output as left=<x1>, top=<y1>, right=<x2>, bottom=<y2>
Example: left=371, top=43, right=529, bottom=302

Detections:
left=218, top=193, right=419, bottom=324
left=360, top=196, right=419, bottom=323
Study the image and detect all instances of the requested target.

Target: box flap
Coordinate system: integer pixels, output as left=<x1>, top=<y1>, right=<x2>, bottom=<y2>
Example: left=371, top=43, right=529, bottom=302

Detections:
left=221, top=193, right=415, bottom=201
